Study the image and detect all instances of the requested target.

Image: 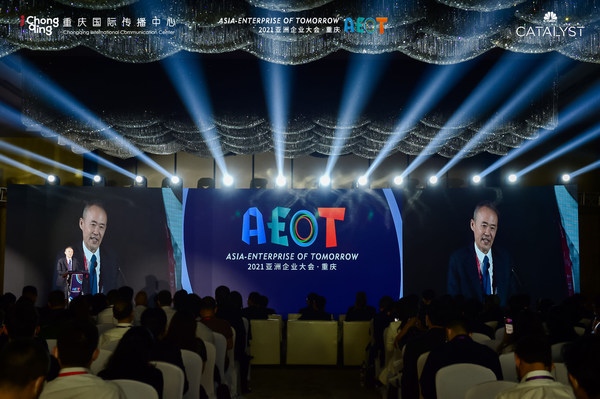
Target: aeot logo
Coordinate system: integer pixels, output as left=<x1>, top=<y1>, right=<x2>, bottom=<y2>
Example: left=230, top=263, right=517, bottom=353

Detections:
left=242, top=207, right=345, bottom=248
left=516, top=11, right=584, bottom=38
left=21, top=15, right=60, bottom=36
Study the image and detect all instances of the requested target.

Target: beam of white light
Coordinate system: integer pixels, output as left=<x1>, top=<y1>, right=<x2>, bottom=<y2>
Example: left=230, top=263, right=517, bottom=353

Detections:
left=570, top=159, right=600, bottom=179
left=403, top=53, right=529, bottom=178
left=367, top=63, right=470, bottom=178
left=480, top=80, right=600, bottom=178
left=0, top=140, right=96, bottom=180
left=319, top=175, right=331, bottom=187
left=223, top=174, right=234, bottom=187
left=261, top=62, right=291, bottom=177
left=437, top=55, right=571, bottom=178
left=0, top=102, right=136, bottom=179
left=0, top=153, right=48, bottom=179
left=516, top=123, right=600, bottom=178
left=325, top=54, right=388, bottom=177
left=1, top=57, right=169, bottom=178
left=162, top=56, right=229, bottom=177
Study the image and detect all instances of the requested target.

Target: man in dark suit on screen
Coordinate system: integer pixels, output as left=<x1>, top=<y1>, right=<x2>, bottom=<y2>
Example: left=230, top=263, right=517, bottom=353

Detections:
left=55, top=246, right=81, bottom=295
left=73, top=201, right=119, bottom=295
left=447, top=201, right=516, bottom=306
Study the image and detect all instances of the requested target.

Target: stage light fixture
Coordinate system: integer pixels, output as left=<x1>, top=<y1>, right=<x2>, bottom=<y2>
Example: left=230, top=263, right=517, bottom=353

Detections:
left=319, top=175, right=331, bottom=187
left=561, top=173, right=571, bottom=183
left=92, top=175, right=105, bottom=187
left=170, top=176, right=181, bottom=185
left=357, top=175, right=368, bottom=187
left=223, top=174, right=234, bottom=187
left=134, top=175, right=147, bottom=187
left=275, top=174, right=287, bottom=187
left=393, top=175, right=403, bottom=186
left=472, top=175, right=482, bottom=184
left=46, top=175, right=60, bottom=185
left=428, top=175, right=438, bottom=185
left=508, top=174, right=518, bottom=183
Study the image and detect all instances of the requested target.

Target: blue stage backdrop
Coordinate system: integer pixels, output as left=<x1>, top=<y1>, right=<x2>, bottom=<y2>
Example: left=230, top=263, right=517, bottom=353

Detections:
left=179, top=189, right=403, bottom=315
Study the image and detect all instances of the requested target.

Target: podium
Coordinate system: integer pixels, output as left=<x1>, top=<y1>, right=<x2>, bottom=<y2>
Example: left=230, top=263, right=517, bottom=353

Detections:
left=66, top=271, right=88, bottom=302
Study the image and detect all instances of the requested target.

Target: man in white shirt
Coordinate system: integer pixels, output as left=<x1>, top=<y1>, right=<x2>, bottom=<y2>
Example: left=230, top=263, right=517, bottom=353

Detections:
left=156, top=290, right=176, bottom=330
left=40, top=319, right=124, bottom=399
left=98, top=301, right=133, bottom=349
left=496, top=335, right=575, bottom=399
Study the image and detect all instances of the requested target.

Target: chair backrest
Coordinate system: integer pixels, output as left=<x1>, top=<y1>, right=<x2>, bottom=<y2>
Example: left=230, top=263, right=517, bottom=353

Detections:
left=90, top=348, right=113, bottom=375
left=150, top=360, right=185, bottom=399
left=574, top=326, right=585, bottom=336
left=286, top=320, right=338, bottom=365
left=417, top=351, right=430, bottom=399
left=484, top=320, right=498, bottom=331
left=112, top=379, right=159, bottom=399
left=201, top=341, right=216, bottom=399
left=499, top=352, right=519, bottom=382
left=287, top=313, right=301, bottom=321
left=552, top=362, right=569, bottom=385
left=342, top=321, right=371, bottom=366
left=212, top=331, right=227, bottom=383
left=465, top=380, right=518, bottom=399
left=226, top=327, right=238, bottom=395
left=196, top=321, right=215, bottom=344
left=250, top=319, right=281, bottom=365
left=45, top=339, right=57, bottom=354
left=495, top=327, right=505, bottom=340
left=483, top=339, right=502, bottom=352
left=435, top=363, right=497, bottom=399
left=181, top=350, right=203, bottom=399
left=339, top=314, right=346, bottom=322
left=471, top=332, right=492, bottom=344
left=551, top=342, right=569, bottom=362
left=242, top=317, right=250, bottom=355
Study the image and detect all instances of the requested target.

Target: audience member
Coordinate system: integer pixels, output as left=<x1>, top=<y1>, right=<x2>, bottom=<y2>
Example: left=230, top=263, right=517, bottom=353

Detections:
left=345, top=291, right=376, bottom=321
left=0, top=338, right=49, bottom=399
left=173, top=289, right=188, bottom=312
left=242, top=292, right=269, bottom=320
left=564, top=335, right=600, bottom=399
left=133, top=290, right=148, bottom=326
left=420, top=316, right=502, bottom=399
left=497, top=335, right=574, bottom=399
left=547, top=305, right=579, bottom=344
left=156, top=290, right=176, bottom=329
left=98, top=327, right=163, bottom=398
left=371, top=295, right=395, bottom=368
left=496, top=309, right=545, bottom=354
left=22, top=285, right=39, bottom=306
left=96, top=289, right=119, bottom=325
left=40, top=319, right=124, bottom=399
left=198, top=296, right=233, bottom=350
left=299, top=292, right=319, bottom=314
left=299, top=295, right=332, bottom=320
left=98, top=300, right=133, bottom=348
left=39, top=290, right=70, bottom=339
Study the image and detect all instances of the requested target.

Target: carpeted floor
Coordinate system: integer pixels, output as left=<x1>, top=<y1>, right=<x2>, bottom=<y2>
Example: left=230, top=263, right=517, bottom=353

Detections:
left=244, top=366, right=382, bottom=399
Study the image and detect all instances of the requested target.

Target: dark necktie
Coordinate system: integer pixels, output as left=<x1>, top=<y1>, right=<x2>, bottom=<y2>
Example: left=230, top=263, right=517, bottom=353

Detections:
left=68, top=259, right=72, bottom=271
left=482, top=255, right=491, bottom=295
left=90, top=254, right=97, bottom=295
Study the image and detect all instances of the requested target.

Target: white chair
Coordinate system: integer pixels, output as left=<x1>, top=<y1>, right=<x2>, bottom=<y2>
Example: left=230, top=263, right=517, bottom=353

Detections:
left=249, top=319, right=280, bottom=365
left=181, top=350, right=203, bottom=399
left=212, top=332, right=227, bottom=384
left=553, top=362, right=569, bottom=385
left=226, top=328, right=238, bottom=396
left=201, top=342, right=216, bottom=399
left=471, top=332, right=492, bottom=344
left=45, top=339, right=57, bottom=354
left=484, top=320, right=498, bottom=331
left=286, top=321, right=338, bottom=365
left=465, top=380, right=518, bottom=399
left=483, top=339, right=502, bottom=351
left=150, top=361, right=185, bottom=399
left=495, top=327, right=505, bottom=340
left=575, top=326, right=585, bottom=336
left=342, top=321, right=371, bottom=366
left=551, top=342, right=569, bottom=362
left=112, top=379, right=159, bottom=399
left=91, top=348, right=113, bottom=375
left=196, top=321, right=215, bottom=345
left=435, top=363, right=497, bottom=399
left=417, top=351, right=430, bottom=399
left=499, top=352, right=519, bottom=382
left=339, top=314, right=346, bottom=322
left=287, top=313, right=301, bottom=321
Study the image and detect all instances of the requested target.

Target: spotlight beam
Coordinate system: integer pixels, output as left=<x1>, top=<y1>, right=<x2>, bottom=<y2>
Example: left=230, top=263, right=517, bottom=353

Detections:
left=0, top=141, right=96, bottom=179
left=325, top=54, right=388, bottom=177
left=0, top=102, right=136, bottom=179
left=516, top=123, right=600, bottom=178
left=162, top=56, right=229, bottom=177
left=0, top=153, right=48, bottom=179
left=261, top=62, right=291, bottom=177
left=480, top=80, right=600, bottom=178
left=367, top=63, right=471, bottom=177
left=1, top=56, right=172, bottom=179
left=570, top=159, right=600, bottom=178
left=403, top=53, right=533, bottom=178
left=436, top=55, right=571, bottom=178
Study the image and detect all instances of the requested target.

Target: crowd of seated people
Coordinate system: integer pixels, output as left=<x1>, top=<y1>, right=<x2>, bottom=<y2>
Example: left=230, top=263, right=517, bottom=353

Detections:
left=1, top=286, right=600, bottom=399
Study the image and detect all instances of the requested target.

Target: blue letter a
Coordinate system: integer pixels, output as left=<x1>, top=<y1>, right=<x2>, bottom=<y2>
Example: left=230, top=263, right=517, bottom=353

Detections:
left=242, top=207, right=266, bottom=245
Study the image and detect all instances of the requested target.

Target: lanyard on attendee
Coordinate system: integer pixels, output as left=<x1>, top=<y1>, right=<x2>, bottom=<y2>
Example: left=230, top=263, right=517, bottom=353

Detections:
left=525, top=376, right=554, bottom=382
left=58, top=371, right=88, bottom=377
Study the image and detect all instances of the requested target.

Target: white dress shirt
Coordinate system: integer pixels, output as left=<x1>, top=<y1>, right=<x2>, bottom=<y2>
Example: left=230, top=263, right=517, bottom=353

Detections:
left=82, top=241, right=101, bottom=293
left=474, top=242, right=495, bottom=295
left=40, top=367, right=125, bottom=399
left=495, top=370, right=575, bottom=399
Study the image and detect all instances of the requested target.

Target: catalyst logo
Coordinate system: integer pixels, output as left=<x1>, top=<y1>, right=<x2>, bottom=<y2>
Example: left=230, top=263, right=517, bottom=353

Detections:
left=543, top=11, right=558, bottom=23
left=22, top=15, right=60, bottom=36
left=516, top=11, right=584, bottom=38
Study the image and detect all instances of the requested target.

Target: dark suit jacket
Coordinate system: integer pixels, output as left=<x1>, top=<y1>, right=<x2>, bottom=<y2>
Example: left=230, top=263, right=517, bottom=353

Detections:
left=55, top=256, right=81, bottom=289
left=72, top=245, right=119, bottom=294
left=447, top=244, right=516, bottom=306
left=420, top=335, right=503, bottom=399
